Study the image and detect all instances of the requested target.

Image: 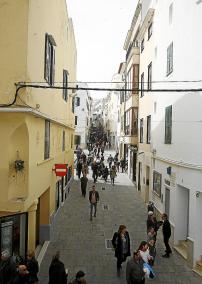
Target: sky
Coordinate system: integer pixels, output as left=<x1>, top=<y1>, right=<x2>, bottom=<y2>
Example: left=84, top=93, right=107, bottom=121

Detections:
left=67, top=0, right=138, bottom=98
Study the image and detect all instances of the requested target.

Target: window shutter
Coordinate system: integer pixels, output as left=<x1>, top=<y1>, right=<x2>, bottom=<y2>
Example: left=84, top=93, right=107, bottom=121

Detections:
left=44, top=34, right=50, bottom=82
left=165, top=105, right=172, bottom=144
left=51, top=48, right=55, bottom=86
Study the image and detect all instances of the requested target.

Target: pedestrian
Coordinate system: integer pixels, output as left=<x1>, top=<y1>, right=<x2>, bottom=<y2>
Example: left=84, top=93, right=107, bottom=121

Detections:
left=77, top=160, right=83, bottom=179
left=147, top=227, right=156, bottom=243
left=91, top=160, right=98, bottom=183
left=80, top=174, right=88, bottom=198
left=48, top=251, right=68, bottom=284
left=0, top=250, right=17, bottom=284
left=112, top=225, right=131, bottom=272
left=82, top=163, right=89, bottom=176
left=148, top=239, right=156, bottom=266
left=70, top=270, right=86, bottom=284
left=89, top=184, right=99, bottom=221
left=110, top=165, right=117, bottom=185
left=161, top=213, right=172, bottom=258
left=26, top=250, right=39, bottom=283
left=146, top=211, right=158, bottom=233
left=126, top=250, right=145, bottom=284
left=107, top=154, right=113, bottom=169
left=13, top=264, right=30, bottom=284
left=120, top=158, right=125, bottom=173
left=138, top=241, right=153, bottom=264
left=103, top=166, right=109, bottom=182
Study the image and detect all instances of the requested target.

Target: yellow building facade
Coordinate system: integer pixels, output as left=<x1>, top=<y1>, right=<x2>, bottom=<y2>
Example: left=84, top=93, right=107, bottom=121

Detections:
left=0, top=0, right=77, bottom=256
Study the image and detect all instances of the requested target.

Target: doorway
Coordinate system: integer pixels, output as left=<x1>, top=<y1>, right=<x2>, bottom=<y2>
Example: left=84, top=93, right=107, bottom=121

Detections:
left=138, top=162, right=142, bottom=191
left=165, top=187, right=170, bottom=218
left=145, top=166, right=150, bottom=203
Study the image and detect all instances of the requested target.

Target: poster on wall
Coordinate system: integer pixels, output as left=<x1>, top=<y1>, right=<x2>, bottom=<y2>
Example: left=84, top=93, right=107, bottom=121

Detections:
left=153, top=171, right=162, bottom=197
left=1, top=221, right=13, bottom=256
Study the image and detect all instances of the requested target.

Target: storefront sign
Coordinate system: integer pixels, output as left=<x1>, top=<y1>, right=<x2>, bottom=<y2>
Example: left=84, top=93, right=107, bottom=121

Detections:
left=54, top=164, right=68, bottom=177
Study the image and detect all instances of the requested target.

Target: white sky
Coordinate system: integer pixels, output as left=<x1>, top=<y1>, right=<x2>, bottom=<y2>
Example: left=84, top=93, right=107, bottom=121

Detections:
left=67, top=0, right=137, bottom=98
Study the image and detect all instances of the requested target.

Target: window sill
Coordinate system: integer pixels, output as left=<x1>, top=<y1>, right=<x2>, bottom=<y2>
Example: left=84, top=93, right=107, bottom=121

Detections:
left=37, top=157, right=54, bottom=166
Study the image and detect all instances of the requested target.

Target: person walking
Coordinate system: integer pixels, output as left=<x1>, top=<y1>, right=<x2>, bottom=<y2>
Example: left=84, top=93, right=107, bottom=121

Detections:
left=107, top=154, right=113, bottom=169
left=48, top=252, right=68, bottom=284
left=91, top=161, right=98, bottom=183
left=80, top=174, right=88, bottom=198
left=77, top=160, right=83, bottom=179
left=112, top=225, right=131, bottom=272
left=26, top=250, right=39, bottom=284
left=89, top=184, right=99, bottom=221
left=146, top=211, right=158, bottom=233
left=120, top=158, right=125, bottom=173
left=126, top=250, right=145, bottom=284
left=110, top=165, right=117, bottom=185
left=70, top=270, right=86, bottom=284
left=161, top=213, right=172, bottom=258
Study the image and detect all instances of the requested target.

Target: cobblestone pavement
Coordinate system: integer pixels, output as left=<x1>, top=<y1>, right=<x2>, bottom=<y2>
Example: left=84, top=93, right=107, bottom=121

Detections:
left=39, top=151, right=201, bottom=284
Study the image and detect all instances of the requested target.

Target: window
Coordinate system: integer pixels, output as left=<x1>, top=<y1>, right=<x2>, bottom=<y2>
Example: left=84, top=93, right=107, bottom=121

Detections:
left=44, top=120, right=50, bottom=159
left=75, top=116, right=78, bottom=126
left=165, top=105, right=172, bottom=144
left=169, top=3, right=173, bottom=25
left=44, top=34, right=56, bottom=86
left=148, top=22, right=152, bottom=40
left=62, top=131, right=65, bottom=151
left=167, top=42, right=173, bottom=75
left=148, top=62, right=152, bottom=90
left=74, top=135, right=81, bottom=145
left=76, top=97, right=80, bottom=106
left=147, top=115, right=151, bottom=144
left=153, top=171, right=162, bottom=197
left=72, top=97, right=75, bottom=113
left=140, top=118, right=144, bottom=143
left=132, top=64, right=139, bottom=94
left=63, top=70, right=68, bottom=101
left=141, top=38, right=144, bottom=53
left=131, top=108, right=138, bottom=135
left=141, top=72, right=144, bottom=97
left=126, top=67, right=133, bottom=99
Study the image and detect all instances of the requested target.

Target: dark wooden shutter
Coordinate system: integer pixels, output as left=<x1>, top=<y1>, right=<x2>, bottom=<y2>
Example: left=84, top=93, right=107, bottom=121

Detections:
left=44, top=34, right=50, bottom=82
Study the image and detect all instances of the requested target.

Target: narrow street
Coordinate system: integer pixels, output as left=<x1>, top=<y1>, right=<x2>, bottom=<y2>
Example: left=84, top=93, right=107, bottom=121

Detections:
left=39, top=151, right=201, bottom=284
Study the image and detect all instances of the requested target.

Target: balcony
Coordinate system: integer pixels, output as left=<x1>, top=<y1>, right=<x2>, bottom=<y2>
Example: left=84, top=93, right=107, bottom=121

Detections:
left=126, top=43, right=139, bottom=62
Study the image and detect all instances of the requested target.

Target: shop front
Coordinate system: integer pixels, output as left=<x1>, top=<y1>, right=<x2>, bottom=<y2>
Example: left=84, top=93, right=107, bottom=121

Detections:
left=0, top=213, right=28, bottom=258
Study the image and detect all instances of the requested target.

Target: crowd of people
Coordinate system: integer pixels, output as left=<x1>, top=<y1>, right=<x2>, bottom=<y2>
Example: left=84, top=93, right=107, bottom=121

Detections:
left=111, top=211, right=172, bottom=283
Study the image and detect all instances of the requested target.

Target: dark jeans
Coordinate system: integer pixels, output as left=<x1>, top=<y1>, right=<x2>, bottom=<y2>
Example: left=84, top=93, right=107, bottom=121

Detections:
left=117, top=254, right=126, bottom=269
left=111, top=177, right=115, bottom=185
left=131, top=279, right=145, bottom=284
left=164, top=237, right=172, bottom=255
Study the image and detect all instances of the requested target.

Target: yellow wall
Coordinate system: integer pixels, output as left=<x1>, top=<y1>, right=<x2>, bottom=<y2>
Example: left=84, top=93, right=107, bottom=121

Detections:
left=0, top=0, right=76, bottom=251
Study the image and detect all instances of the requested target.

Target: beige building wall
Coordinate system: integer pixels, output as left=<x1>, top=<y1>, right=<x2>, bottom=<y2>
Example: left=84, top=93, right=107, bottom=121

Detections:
left=0, top=0, right=76, bottom=253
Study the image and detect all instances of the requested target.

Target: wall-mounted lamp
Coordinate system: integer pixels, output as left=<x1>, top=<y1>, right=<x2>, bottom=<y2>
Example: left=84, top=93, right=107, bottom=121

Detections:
left=15, top=160, right=24, bottom=172
left=196, top=191, right=201, bottom=198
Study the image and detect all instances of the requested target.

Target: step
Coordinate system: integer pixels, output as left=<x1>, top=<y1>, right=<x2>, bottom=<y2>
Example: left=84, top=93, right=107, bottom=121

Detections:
left=174, top=244, right=188, bottom=260
left=179, top=240, right=188, bottom=249
left=193, top=267, right=202, bottom=277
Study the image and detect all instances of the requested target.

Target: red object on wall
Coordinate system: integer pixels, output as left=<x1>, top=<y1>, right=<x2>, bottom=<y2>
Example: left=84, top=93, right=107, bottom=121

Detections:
left=54, top=164, right=68, bottom=177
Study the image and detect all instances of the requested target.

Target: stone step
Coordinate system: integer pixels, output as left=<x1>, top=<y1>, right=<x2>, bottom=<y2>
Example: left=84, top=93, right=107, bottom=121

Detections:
left=193, top=266, right=202, bottom=277
left=173, top=244, right=188, bottom=260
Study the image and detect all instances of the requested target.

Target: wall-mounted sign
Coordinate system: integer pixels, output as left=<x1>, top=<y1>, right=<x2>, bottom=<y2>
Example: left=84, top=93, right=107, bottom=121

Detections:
left=54, top=164, right=68, bottom=177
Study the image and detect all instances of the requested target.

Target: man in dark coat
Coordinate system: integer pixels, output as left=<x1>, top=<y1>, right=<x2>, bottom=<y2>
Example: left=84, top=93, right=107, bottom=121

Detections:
left=13, top=265, right=31, bottom=284
left=48, top=252, right=67, bottom=284
left=77, top=160, right=82, bottom=179
left=126, top=251, right=145, bottom=284
left=112, top=225, right=131, bottom=272
left=0, top=250, right=16, bottom=284
left=80, top=174, right=88, bottom=198
left=162, top=213, right=172, bottom=258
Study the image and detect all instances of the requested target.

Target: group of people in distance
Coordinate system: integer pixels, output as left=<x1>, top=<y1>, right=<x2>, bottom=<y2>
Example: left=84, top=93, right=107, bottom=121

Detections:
left=111, top=212, right=172, bottom=283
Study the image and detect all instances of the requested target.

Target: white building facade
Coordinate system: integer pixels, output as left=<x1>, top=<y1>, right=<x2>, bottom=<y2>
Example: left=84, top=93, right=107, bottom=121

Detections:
left=135, top=0, right=202, bottom=272
left=74, top=83, right=92, bottom=148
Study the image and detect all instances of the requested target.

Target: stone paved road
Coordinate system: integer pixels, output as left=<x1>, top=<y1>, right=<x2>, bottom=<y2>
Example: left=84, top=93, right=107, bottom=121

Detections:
left=39, top=151, right=201, bottom=284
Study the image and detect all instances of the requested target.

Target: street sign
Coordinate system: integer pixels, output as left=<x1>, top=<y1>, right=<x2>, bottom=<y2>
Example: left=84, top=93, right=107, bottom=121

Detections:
left=54, top=164, right=68, bottom=177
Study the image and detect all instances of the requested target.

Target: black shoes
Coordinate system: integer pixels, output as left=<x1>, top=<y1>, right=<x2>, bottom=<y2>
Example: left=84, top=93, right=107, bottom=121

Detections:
left=162, top=254, right=170, bottom=258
